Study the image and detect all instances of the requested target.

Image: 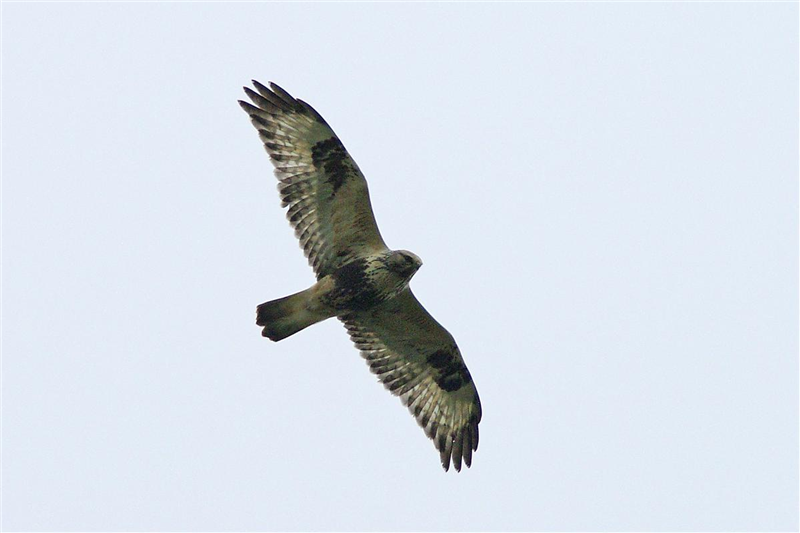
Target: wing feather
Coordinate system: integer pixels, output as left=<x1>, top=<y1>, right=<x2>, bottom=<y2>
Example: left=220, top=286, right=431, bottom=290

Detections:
left=239, top=81, right=388, bottom=278
left=342, top=290, right=482, bottom=472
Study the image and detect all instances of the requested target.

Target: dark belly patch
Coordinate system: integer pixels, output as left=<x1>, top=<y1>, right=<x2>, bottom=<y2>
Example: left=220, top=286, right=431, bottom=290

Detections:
left=328, top=259, right=381, bottom=311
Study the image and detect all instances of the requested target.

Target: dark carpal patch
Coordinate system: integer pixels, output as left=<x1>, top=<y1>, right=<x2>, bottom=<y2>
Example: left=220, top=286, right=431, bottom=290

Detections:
left=329, top=259, right=381, bottom=311
left=311, top=137, right=351, bottom=193
left=427, top=349, right=473, bottom=392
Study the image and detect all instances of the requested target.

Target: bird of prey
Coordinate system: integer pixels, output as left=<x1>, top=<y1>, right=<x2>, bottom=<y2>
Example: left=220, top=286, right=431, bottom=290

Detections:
left=239, top=81, right=482, bottom=472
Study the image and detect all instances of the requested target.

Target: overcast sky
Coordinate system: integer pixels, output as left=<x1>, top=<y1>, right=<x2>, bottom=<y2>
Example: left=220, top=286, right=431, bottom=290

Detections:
left=3, top=2, right=798, bottom=531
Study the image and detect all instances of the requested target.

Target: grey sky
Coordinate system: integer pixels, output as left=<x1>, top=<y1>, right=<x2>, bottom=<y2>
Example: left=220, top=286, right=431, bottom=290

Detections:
left=3, top=2, right=798, bottom=531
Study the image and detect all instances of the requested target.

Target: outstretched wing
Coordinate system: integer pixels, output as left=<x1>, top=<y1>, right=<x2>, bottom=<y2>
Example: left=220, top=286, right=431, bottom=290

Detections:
left=342, top=290, right=482, bottom=472
left=239, top=81, right=388, bottom=279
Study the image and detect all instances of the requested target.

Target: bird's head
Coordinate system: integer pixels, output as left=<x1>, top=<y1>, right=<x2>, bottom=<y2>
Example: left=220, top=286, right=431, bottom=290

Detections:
left=387, top=250, right=423, bottom=281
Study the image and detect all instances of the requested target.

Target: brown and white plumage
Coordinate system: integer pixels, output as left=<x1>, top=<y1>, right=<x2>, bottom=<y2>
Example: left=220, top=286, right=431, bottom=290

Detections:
left=240, top=81, right=482, bottom=472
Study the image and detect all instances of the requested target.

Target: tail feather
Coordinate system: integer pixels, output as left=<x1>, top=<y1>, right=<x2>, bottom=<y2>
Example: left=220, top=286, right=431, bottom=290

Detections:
left=256, top=289, right=326, bottom=341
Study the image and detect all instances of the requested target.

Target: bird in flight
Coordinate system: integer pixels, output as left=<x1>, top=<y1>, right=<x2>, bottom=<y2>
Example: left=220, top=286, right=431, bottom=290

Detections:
left=239, top=81, right=482, bottom=472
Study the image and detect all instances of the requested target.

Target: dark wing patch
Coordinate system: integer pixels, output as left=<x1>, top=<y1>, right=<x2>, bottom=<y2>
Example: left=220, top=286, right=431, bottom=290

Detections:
left=311, top=137, right=351, bottom=193
left=239, top=81, right=388, bottom=278
left=342, top=289, right=482, bottom=472
left=426, top=348, right=474, bottom=392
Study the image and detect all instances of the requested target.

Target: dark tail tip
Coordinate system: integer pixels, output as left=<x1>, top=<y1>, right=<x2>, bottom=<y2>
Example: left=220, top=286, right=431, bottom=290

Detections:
left=256, top=297, right=309, bottom=342
left=256, top=301, right=277, bottom=327
left=261, top=327, right=287, bottom=342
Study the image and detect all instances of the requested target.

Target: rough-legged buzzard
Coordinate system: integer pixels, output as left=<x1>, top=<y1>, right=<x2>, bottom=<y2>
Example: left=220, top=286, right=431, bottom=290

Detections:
left=239, top=82, right=482, bottom=472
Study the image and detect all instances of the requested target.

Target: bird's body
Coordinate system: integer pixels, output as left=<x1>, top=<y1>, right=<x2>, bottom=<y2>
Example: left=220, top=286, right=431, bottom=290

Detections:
left=240, top=81, right=482, bottom=472
left=256, top=250, right=421, bottom=340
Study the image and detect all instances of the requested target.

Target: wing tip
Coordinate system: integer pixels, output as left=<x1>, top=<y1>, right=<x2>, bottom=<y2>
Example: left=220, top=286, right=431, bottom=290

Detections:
left=238, top=99, right=259, bottom=115
left=252, top=79, right=270, bottom=92
left=243, top=81, right=293, bottom=113
left=440, top=448, right=451, bottom=472
left=434, top=419, right=480, bottom=473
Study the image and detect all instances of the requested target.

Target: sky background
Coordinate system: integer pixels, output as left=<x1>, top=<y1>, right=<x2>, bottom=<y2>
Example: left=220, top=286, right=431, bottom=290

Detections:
left=2, top=2, right=798, bottom=531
